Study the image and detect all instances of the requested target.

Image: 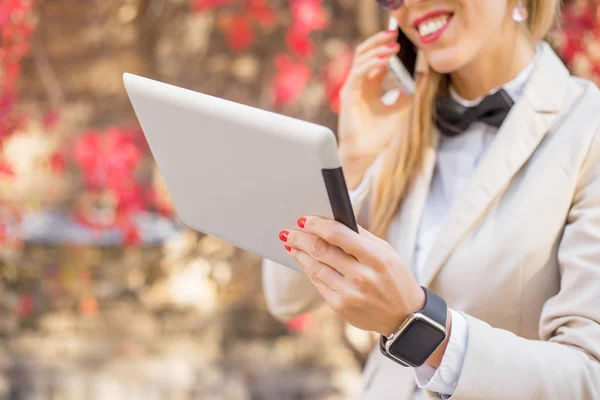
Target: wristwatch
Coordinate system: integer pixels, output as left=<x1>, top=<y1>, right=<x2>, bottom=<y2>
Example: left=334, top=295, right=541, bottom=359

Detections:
left=379, top=286, right=448, bottom=367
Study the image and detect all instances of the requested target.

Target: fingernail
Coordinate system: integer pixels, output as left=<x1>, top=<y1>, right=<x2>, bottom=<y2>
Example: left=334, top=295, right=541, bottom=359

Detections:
left=386, top=29, right=397, bottom=34
left=387, top=43, right=398, bottom=48
left=297, top=217, right=306, bottom=228
left=378, top=55, right=388, bottom=60
left=285, top=245, right=291, bottom=252
left=279, top=230, right=289, bottom=242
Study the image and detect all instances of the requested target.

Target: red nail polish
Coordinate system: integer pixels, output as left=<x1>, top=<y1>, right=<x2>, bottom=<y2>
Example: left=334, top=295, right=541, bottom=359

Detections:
left=285, top=245, right=291, bottom=252
left=279, top=230, right=289, bottom=242
left=386, top=29, right=397, bottom=34
left=297, top=218, right=306, bottom=228
left=387, top=43, right=398, bottom=48
left=378, top=55, right=388, bottom=60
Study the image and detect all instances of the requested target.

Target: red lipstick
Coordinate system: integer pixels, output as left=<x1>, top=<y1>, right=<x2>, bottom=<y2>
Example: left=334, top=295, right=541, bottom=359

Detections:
left=412, top=10, right=453, bottom=45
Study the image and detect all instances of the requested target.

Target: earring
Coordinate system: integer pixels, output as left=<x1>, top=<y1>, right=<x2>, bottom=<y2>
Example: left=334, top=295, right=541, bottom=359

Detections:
left=512, top=0, right=528, bottom=23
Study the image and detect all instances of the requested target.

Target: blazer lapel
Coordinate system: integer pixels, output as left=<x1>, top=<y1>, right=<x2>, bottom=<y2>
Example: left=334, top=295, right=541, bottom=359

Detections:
left=420, top=42, right=571, bottom=288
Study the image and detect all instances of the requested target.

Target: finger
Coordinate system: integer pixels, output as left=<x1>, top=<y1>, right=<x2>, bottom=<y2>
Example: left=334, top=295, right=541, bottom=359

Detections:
left=352, top=44, right=399, bottom=81
left=286, top=229, right=358, bottom=277
left=357, top=224, right=380, bottom=242
left=343, top=57, right=389, bottom=94
left=343, top=43, right=400, bottom=98
left=364, top=54, right=396, bottom=81
left=355, top=29, right=398, bottom=57
left=355, top=42, right=400, bottom=69
left=366, top=65, right=387, bottom=80
left=356, top=224, right=395, bottom=254
left=287, top=247, right=344, bottom=304
left=351, top=56, right=390, bottom=84
left=301, top=216, right=382, bottom=268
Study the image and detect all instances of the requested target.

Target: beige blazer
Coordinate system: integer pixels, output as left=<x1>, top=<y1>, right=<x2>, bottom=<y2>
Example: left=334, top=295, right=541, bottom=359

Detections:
left=262, top=42, right=600, bottom=399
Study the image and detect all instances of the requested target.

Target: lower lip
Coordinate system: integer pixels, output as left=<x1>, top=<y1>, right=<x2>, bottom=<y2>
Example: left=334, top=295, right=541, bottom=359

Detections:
left=418, top=16, right=453, bottom=45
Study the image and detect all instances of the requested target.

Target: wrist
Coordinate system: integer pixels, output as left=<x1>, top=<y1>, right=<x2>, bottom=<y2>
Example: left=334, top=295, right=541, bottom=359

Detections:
left=384, top=285, right=427, bottom=337
left=339, top=146, right=379, bottom=190
left=410, top=284, right=427, bottom=313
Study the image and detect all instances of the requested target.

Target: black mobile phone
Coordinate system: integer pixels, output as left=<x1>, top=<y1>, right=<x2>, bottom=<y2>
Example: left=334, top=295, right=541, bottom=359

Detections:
left=396, top=27, right=417, bottom=76
left=388, top=17, right=417, bottom=93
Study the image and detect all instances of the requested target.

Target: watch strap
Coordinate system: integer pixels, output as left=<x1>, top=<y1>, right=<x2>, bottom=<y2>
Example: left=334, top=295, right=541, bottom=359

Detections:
left=419, top=286, right=447, bottom=327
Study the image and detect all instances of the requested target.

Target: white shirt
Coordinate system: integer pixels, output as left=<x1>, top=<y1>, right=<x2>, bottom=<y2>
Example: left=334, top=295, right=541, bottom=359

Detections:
left=350, top=49, right=538, bottom=398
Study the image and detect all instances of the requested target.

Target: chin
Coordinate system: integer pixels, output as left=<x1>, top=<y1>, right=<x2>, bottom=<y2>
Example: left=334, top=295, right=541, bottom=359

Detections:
left=424, top=48, right=468, bottom=74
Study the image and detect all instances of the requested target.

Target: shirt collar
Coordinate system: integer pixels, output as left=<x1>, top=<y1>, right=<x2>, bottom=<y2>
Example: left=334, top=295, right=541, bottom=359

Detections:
left=449, top=43, right=541, bottom=107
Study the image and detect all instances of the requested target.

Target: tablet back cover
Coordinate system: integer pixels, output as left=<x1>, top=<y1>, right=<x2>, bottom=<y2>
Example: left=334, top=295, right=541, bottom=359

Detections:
left=124, top=73, right=348, bottom=272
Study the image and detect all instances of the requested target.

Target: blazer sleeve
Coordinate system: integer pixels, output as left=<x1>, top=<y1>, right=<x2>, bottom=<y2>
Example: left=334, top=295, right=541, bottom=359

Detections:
left=447, top=128, right=600, bottom=399
left=262, top=152, right=386, bottom=322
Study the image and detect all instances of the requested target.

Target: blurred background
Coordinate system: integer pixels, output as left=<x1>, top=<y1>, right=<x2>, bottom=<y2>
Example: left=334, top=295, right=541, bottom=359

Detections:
left=0, top=0, right=597, bottom=399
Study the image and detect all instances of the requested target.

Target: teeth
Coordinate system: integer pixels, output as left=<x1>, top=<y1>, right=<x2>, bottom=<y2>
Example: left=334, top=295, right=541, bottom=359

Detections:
left=418, top=16, right=449, bottom=37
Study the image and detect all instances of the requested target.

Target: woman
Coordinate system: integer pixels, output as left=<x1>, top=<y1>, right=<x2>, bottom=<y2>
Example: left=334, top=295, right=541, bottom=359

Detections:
left=262, top=0, right=600, bottom=398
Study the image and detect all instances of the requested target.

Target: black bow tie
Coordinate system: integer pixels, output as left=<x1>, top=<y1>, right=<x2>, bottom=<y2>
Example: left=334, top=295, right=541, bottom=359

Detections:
left=435, top=89, right=514, bottom=137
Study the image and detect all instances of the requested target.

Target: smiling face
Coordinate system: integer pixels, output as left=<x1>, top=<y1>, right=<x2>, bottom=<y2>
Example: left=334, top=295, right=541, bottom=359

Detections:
left=392, top=0, right=516, bottom=74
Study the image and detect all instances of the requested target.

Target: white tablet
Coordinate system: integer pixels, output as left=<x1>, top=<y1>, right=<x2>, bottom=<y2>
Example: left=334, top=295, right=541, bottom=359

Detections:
left=123, top=73, right=357, bottom=272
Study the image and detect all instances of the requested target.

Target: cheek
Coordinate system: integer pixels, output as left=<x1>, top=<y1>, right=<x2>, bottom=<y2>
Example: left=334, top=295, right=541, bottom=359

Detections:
left=424, top=4, right=508, bottom=73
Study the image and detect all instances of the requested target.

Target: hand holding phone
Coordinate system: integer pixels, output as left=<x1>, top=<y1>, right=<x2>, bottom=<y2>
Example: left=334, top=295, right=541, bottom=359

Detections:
left=337, top=27, right=412, bottom=187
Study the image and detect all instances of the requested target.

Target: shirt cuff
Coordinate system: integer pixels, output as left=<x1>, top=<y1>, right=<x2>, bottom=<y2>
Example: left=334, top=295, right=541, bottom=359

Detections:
left=413, top=309, right=468, bottom=396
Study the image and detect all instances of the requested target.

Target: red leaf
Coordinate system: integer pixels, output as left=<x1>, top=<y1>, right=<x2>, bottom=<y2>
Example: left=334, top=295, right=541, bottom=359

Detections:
left=247, top=0, right=276, bottom=27
left=324, top=46, right=353, bottom=113
left=290, top=0, right=328, bottom=32
left=116, top=216, right=142, bottom=246
left=73, top=132, right=100, bottom=169
left=272, top=54, right=312, bottom=108
left=11, top=41, right=30, bottom=58
left=226, top=17, right=255, bottom=52
left=286, top=26, right=314, bottom=58
left=559, top=2, right=600, bottom=80
left=3, top=61, right=21, bottom=81
left=17, top=293, right=34, bottom=319
left=49, top=151, right=67, bottom=174
left=0, top=9, right=11, bottom=28
left=5, top=0, right=34, bottom=14
left=125, top=227, right=141, bottom=246
left=0, top=93, right=16, bottom=118
left=73, top=132, right=103, bottom=188
left=285, top=314, right=312, bottom=332
left=191, top=0, right=233, bottom=11
left=42, top=108, right=60, bottom=131
left=114, top=184, right=146, bottom=213
left=73, top=128, right=143, bottom=190
left=80, top=295, right=98, bottom=316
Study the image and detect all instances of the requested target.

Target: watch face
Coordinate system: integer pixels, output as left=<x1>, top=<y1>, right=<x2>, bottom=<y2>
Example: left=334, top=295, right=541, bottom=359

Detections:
left=388, top=317, right=446, bottom=367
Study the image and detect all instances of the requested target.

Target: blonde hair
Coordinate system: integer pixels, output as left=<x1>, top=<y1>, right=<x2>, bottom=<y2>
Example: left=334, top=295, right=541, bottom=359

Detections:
left=368, top=0, right=561, bottom=239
